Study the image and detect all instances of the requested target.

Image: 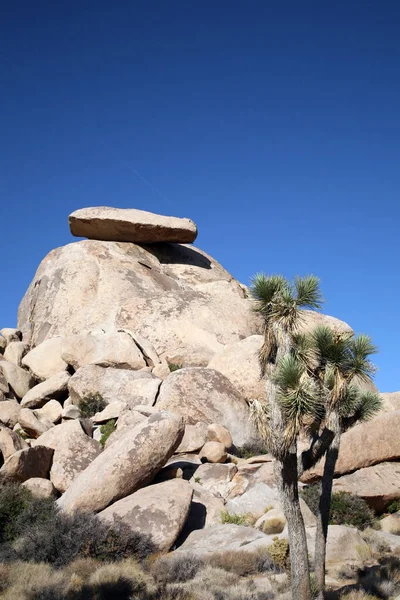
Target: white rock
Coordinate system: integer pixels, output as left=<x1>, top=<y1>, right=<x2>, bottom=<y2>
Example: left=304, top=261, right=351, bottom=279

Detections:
left=22, top=337, right=68, bottom=381
left=21, top=371, right=70, bottom=409
left=0, top=359, right=35, bottom=399
left=4, top=341, right=29, bottom=367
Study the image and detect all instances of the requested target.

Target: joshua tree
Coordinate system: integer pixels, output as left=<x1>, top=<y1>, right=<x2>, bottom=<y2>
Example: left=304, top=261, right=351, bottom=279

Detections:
left=250, top=274, right=325, bottom=600
left=298, top=326, right=382, bottom=599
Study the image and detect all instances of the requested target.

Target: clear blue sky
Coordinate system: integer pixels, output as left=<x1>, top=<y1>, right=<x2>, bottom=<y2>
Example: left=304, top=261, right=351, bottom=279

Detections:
left=1, top=2, right=399, bottom=391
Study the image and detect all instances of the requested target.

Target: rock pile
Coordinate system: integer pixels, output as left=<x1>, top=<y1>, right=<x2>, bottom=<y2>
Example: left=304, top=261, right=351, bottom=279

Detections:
left=1, top=206, right=399, bottom=563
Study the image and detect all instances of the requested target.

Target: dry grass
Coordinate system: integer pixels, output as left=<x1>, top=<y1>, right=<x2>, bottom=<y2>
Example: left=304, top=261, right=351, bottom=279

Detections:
left=207, top=547, right=280, bottom=577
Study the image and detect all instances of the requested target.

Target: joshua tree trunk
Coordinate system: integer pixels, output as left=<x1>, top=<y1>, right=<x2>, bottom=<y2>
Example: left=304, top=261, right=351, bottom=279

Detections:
left=274, top=452, right=312, bottom=600
left=314, top=410, right=340, bottom=599
left=267, top=324, right=312, bottom=600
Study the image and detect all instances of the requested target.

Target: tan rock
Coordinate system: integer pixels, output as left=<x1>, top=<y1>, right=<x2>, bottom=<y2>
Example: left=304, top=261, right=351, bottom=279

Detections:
left=176, top=423, right=208, bottom=453
left=22, top=337, right=68, bottom=381
left=17, top=240, right=259, bottom=367
left=0, top=400, right=21, bottom=428
left=0, top=359, right=35, bottom=399
left=35, top=399, right=63, bottom=424
left=32, top=420, right=102, bottom=493
left=22, top=477, right=57, bottom=499
left=380, top=391, right=400, bottom=412
left=255, top=509, right=286, bottom=534
left=300, top=498, right=317, bottom=528
left=92, top=401, right=126, bottom=424
left=69, top=206, right=198, bottom=244
left=306, top=525, right=369, bottom=566
left=62, top=330, right=146, bottom=370
left=0, top=446, right=53, bottom=483
left=104, top=409, right=147, bottom=447
left=332, top=462, right=400, bottom=512
left=199, top=441, right=227, bottom=464
left=61, top=405, right=81, bottom=420
left=187, top=482, right=226, bottom=528
left=304, top=411, right=400, bottom=481
left=18, top=408, right=53, bottom=438
left=0, top=425, right=29, bottom=460
left=380, top=513, right=400, bottom=535
left=68, top=365, right=160, bottom=408
left=0, top=371, right=8, bottom=395
left=207, top=423, right=233, bottom=449
left=208, top=335, right=265, bottom=401
left=225, top=482, right=280, bottom=519
left=4, top=341, right=29, bottom=367
left=156, top=368, right=259, bottom=447
left=190, top=463, right=238, bottom=500
left=57, top=411, right=184, bottom=513
left=21, top=371, right=70, bottom=409
left=0, top=335, right=6, bottom=354
left=98, top=479, right=193, bottom=551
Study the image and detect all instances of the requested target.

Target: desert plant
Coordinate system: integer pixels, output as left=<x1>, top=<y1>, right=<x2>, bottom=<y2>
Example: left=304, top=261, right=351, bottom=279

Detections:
left=168, top=363, right=182, bottom=372
left=149, top=554, right=205, bottom=584
left=207, top=547, right=280, bottom=577
left=301, top=486, right=374, bottom=530
left=267, top=537, right=290, bottom=571
left=220, top=510, right=255, bottom=526
left=0, top=483, right=38, bottom=543
left=78, top=393, right=107, bottom=418
left=235, top=441, right=270, bottom=459
left=387, top=500, right=400, bottom=514
left=99, top=419, right=116, bottom=447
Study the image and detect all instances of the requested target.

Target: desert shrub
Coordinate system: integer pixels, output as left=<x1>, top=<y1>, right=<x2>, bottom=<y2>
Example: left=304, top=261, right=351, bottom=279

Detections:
left=267, top=537, right=290, bottom=571
left=0, top=562, right=66, bottom=600
left=340, top=592, right=380, bottom=600
left=387, top=500, right=400, bottom=514
left=99, top=419, right=116, bottom=447
left=168, top=363, right=182, bottom=372
left=301, top=485, right=374, bottom=530
left=0, top=483, right=32, bottom=543
left=220, top=510, right=255, bottom=526
left=150, top=553, right=205, bottom=584
left=207, top=547, right=280, bottom=577
left=78, top=393, right=107, bottom=418
left=1, top=510, right=155, bottom=567
left=235, top=441, right=269, bottom=459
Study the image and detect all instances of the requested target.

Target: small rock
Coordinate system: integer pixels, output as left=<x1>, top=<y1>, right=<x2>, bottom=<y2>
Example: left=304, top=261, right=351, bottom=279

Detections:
left=4, top=341, right=29, bottom=367
left=176, top=423, right=208, bottom=453
left=380, top=512, right=400, bottom=534
left=0, top=335, right=6, bottom=354
left=0, top=359, right=35, bottom=399
left=21, top=371, right=70, bottom=409
left=22, top=337, right=68, bottom=381
left=255, top=509, right=286, bottom=534
left=35, top=399, right=63, bottom=424
left=22, top=477, right=57, bottom=499
left=190, top=463, right=238, bottom=500
left=18, top=408, right=53, bottom=438
left=0, top=400, right=21, bottom=428
left=199, top=441, right=227, bottom=464
left=0, top=425, right=29, bottom=460
left=0, top=445, right=54, bottom=483
left=207, top=423, right=233, bottom=449
left=0, top=328, right=22, bottom=345
left=61, top=405, right=81, bottom=420
left=92, top=401, right=127, bottom=424
left=152, top=362, right=171, bottom=379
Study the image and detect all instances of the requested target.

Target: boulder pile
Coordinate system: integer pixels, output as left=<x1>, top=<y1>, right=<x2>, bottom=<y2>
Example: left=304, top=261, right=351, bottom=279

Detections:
left=0, top=206, right=399, bottom=563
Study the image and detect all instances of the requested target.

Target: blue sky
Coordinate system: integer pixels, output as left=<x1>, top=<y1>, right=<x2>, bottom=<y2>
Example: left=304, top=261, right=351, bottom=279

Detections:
left=1, top=1, right=399, bottom=391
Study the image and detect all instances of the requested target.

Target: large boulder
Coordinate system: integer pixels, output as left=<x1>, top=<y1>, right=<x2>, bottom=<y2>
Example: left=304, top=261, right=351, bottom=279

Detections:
left=17, top=240, right=259, bottom=366
left=306, top=525, right=369, bottom=567
left=0, top=359, right=35, bottom=399
left=61, top=330, right=146, bottom=370
left=68, top=365, right=160, bottom=407
left=21, top=371, right=70, bottom=409
left=22, top=477, right=57, bottom=499
left=32, top=420, right=102, bottom=493
left=57, top=411, right=184, bottom=513
left=98, top=479, right=193, bottom=551
left=174, top=524, right=277, bottom=556
left=18, top=408, right=53, bottom=438
left=156, top=368, right=259, bottom=447
left=304, top=411, right=400, bottom=481
left=332, top=462, right=400, bottom=512
left=69, top=206, right=198, bottom=244
left=380, top=391, right=400, bottom=412
left=22, top=337, right=68, bottom=381
left=0, top=446, right=53, bottom=483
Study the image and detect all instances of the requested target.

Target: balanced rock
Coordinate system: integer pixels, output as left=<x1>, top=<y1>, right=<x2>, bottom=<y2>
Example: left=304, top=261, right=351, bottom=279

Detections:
left=0, top=401, right=21, bottom=428
left=32, top=420, right=102, bottom=493
left=199, top=441, right=227, bottom=464
left=22, top=337, right=68, bottom=381
left=4, top=341, right=28, bottom=367
left=0, top=425, right=28, bottom=461
left=62, top=330, right=146, bottom=370
left=21, top=371, right=70, bottom=409
left=22, top=477, right=57, bottom=499
left=333, top=462, right=400, bottom=512
left=304, top=411, right=400, bottom=481
left=68, top=365, right=160, bottom=407
left=69, top=206, right=198, bottom=244
left=98, top=479, right=193, bottom=551
left=57, top=411, right=184, bottom=513
left=0, top=359, right=35, bottom=399
left=0, top=446, right=53, bottom=483
left=17, top=240, right=258, bottom=366
left=156, top=367, right=259, bottom=447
